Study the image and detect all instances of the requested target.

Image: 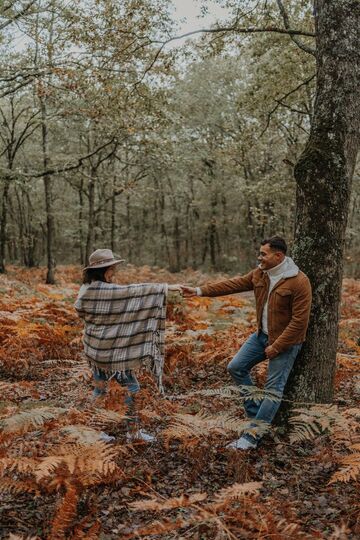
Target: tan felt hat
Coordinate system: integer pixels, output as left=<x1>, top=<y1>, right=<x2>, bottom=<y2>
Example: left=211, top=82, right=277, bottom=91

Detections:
left=84, top=248, right=125, bottom=270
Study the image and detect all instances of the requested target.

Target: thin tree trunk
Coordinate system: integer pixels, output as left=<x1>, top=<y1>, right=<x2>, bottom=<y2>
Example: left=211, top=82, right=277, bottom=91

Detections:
left=40, top=96, right=56, bottom=284
left=0, top=178, right=10, bottom=273
left=85, top=168, right=96, bottom=262
left=110, top=175, right=116, bottom=253
left=78, top=177, right=85, bottom=265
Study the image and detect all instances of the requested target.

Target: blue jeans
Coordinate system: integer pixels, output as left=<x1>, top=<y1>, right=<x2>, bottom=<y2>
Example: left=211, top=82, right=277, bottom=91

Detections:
left=227, top=331, right=302, bottom=443
left=93, top=370, right=140, bottom=422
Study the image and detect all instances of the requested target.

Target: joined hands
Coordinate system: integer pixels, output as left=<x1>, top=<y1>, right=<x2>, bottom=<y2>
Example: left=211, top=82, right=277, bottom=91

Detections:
left=167, top=285, right=198, bottom=297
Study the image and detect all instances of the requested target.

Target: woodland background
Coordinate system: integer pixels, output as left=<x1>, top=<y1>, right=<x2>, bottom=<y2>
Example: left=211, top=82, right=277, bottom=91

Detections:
left=0, top=0, right=359, bottom=278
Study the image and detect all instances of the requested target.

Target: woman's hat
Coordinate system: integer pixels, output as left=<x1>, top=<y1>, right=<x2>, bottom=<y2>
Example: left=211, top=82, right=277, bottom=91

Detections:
left=84, top=249, right=125, bottom=270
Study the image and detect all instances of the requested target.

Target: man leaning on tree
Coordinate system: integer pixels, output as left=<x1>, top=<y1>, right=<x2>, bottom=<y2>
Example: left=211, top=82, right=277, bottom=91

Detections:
left=181, top=236, right=312, bottom=450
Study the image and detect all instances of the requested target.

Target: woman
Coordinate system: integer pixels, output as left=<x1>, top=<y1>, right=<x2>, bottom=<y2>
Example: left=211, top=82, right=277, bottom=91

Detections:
left=75, top=248, right=180, bottom=442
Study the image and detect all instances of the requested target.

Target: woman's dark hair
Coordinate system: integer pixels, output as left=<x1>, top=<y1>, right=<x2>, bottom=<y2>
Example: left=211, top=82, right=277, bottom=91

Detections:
left=261, top=236, right=287, bottom=255
left=83, top=266, right=108, bottom=284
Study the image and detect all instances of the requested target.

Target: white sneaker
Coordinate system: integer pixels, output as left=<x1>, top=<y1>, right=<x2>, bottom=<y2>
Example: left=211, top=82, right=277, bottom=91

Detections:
left=98, top=431, right=116, bottom=443
left=226, top=436, right=257, bottom=450
left=126, top=428, right=156, bottom=443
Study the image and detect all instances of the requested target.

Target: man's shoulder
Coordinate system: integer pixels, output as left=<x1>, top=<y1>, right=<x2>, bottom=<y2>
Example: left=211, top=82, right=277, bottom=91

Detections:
left=287, top=270, right=311, bottom=290
left=251, top=267, right=263, bottom=279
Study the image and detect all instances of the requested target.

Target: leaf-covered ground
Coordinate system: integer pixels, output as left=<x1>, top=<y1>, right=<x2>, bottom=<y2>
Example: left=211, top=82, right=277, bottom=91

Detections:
left=0, top=265, right=359, bottom=539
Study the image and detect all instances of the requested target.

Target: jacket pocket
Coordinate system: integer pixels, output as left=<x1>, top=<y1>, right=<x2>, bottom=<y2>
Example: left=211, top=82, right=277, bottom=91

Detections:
left=253, top=281, right=265, bottom=301
left=274, top=289, right=292, bottom=310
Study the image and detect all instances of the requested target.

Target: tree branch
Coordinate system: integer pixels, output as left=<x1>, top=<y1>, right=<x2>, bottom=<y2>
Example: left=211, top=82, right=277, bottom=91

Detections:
left=0, top=0, right=37, bottom=31
left=259, top=74, right=316, bottom=137
left=276, top=0, right=316, bottom=56
left=153, top=24, right=315, bottom=47
left=2, top=138, right=117, bottom=179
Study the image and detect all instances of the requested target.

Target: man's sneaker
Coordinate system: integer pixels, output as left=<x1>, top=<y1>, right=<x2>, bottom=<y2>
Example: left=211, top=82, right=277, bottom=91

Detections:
left=98, top=431, right=116, bottom=443
left=126, top=428, right=156, bottom=443
left=226, top=436, right=257, bottom=450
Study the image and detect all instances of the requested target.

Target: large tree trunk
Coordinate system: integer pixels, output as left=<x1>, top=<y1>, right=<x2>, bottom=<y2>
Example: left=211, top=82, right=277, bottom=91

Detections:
left=287, top=1, right=360, bottom=404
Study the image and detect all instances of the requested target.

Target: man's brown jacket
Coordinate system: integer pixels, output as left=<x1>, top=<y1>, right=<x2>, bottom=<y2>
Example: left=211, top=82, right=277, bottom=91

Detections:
left=200, top=261, right=312, bottom=355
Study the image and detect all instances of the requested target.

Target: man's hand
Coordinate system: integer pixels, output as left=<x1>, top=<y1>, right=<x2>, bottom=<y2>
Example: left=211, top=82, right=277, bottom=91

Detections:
left=265, top=346, right=277, bottom=360
left=180, top=285, right=197, bottom=297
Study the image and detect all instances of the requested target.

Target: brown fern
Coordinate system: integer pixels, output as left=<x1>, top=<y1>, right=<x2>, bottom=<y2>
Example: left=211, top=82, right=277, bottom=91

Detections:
left=289, top=405, right=359, bottom=444
left=163, top=411, right=268, bottom=441
left=0, top=478, right=39, bottom=495
left=49, top=482, right=79, bottom=540
left=129, top=492, right=207, bottom=512
left=214, top=481, right=262, bottom=503
left=330, top=443, right=360, bottom=483
left=1, top=407, right=67, bottom=434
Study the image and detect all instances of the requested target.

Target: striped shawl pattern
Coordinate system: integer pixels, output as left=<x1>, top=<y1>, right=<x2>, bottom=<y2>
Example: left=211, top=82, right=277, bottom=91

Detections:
left=75, top=281, right=167, bottom=391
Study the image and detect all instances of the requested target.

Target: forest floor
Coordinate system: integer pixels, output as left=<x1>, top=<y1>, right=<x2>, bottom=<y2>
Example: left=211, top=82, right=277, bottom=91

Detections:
left=0, top=265, right=359, bottom=540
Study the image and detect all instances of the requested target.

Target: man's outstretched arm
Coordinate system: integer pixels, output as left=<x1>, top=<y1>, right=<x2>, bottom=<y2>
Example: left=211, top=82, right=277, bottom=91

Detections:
left=181, top=270, right=255, bottom=298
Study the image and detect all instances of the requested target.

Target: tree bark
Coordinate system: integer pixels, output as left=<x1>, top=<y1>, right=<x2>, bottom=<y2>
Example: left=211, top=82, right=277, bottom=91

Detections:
left=0, top=178, right=10, bottom=273
left=40, top=96, right=56, bottom=284
left=78, top=177, right=85, bottom=265
left=85, top=168, right=96, bottom=262
left=286, top=0, right=360, bottom=404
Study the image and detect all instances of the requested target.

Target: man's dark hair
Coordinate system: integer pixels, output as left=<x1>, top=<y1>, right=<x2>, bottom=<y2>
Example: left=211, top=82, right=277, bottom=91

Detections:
left=83, top=266, right=108, bottom=284
left=261, top=236, right=287, bottom=254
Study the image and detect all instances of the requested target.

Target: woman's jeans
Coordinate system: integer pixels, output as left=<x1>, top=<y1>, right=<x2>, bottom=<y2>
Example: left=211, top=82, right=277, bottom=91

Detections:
left=227, top=331, right=302, bottom=443
left=92, top=369, right=140, bottom=423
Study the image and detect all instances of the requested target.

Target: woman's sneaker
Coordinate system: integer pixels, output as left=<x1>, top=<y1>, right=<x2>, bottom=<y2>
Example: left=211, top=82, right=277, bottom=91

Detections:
left=226, top=436, right=257, bottom=450
left=98, top=431, right=116, bottom=443
left=126, top=428, right=156, bottom=443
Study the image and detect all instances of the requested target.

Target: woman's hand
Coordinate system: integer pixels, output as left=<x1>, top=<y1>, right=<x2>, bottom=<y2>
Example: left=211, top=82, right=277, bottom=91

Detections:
left=168, top=284, right=182, bottom=292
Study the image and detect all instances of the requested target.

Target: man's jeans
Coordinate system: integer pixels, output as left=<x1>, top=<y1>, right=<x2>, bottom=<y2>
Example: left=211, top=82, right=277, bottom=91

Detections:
left=227, top=331, right=302, bottom=443
left=93, top=370, right=140, bottom=422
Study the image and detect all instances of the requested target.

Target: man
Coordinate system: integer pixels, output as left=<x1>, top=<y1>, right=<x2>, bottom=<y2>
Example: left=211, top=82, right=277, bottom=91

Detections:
left=181, top=236, right=312, bottom=450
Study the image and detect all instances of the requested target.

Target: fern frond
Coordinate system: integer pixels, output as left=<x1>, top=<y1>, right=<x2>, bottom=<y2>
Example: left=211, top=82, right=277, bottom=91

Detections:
left=129, top=492, right=207, bottom=512
left=1, top=407, right=67, bottom=433
left=189, top=385, right=282, bottom=404
left=50, top=483, right=79, bottom=540
left=35, top=442, right=119, bottom=483
left=60, top=425, right=111, bottom=444
left=35, top=456, right=64, bottom=481
left=0, top=457, right=38, bottom=475
left=214, top=482, right=262, bottom=503
left=0, top=478, right=39, bottom=495
left=88, top=407, right=127, bottom=426
left=330, top=447, right=360, bottom=484
left=289, top=405, right=348, bottom=443
left=163, top=411, right=268, bottom=440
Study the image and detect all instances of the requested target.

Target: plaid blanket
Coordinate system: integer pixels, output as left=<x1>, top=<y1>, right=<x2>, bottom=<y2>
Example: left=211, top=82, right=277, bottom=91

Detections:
left=75, top=281, right=167, bottom=392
